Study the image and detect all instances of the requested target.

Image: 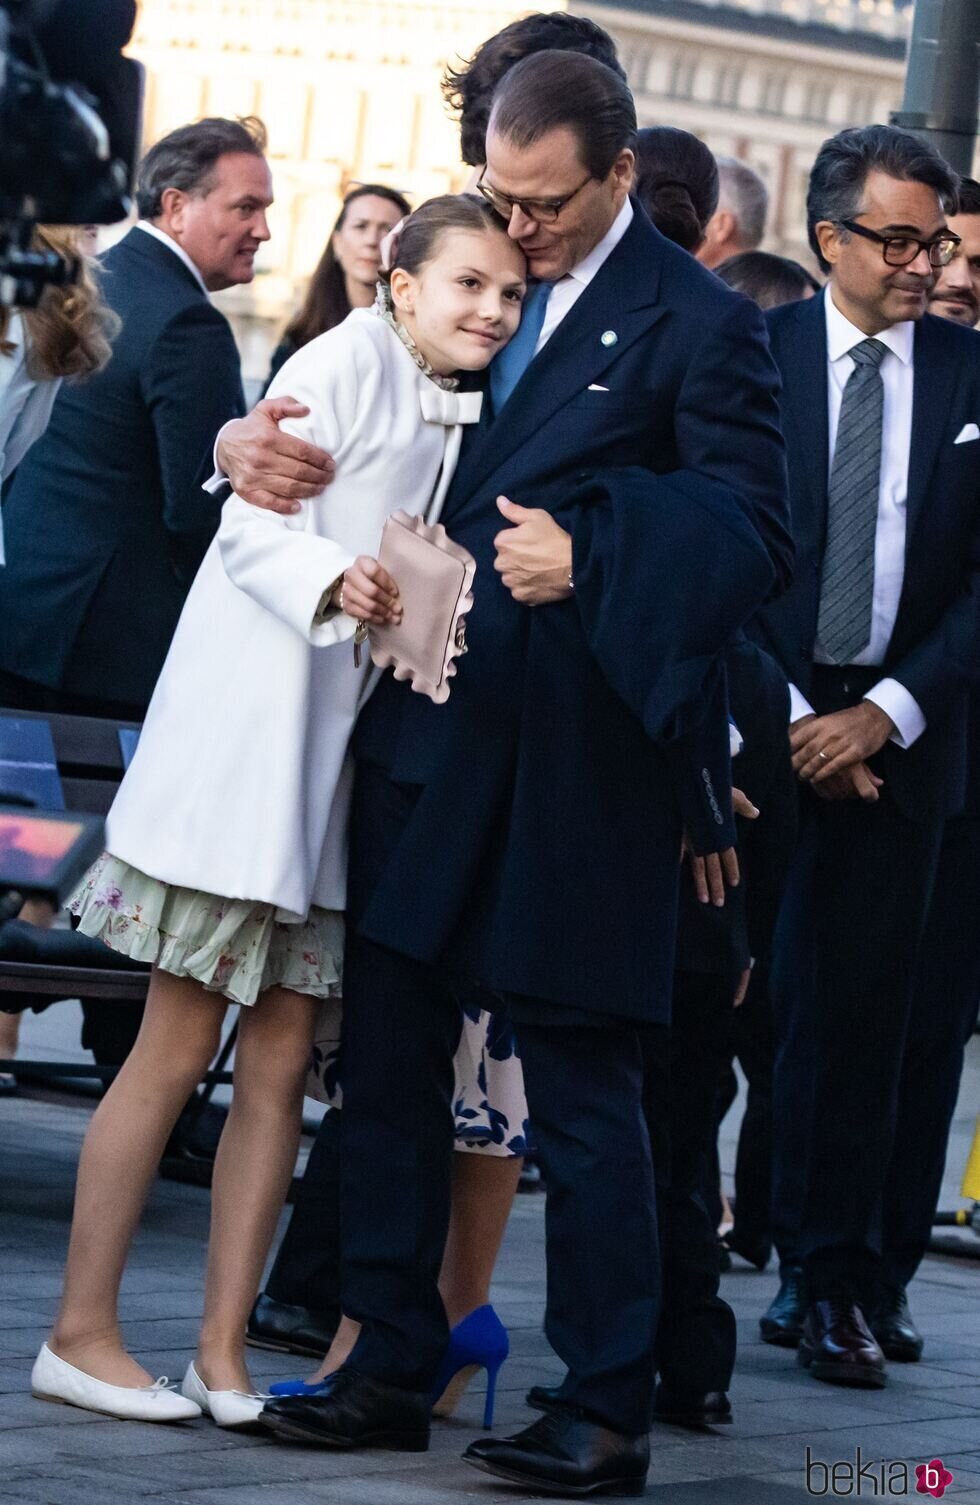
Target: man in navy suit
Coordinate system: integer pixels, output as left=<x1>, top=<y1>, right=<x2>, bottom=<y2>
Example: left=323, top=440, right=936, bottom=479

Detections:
left=754, top=126, right=980, bottom=1388
left=0, top=115, right=271, bottom=720
left=221, top=54, right=790, bottom=1493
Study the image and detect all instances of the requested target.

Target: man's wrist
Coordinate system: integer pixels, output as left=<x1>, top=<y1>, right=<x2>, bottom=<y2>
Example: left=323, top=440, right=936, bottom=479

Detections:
left=859, top=699, right=895, bottom=751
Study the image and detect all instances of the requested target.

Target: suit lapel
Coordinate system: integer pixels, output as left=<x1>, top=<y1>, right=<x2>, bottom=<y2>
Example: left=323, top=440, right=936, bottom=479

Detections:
left=905, top=315, right=958, bottom=548
left=449, top=210, right=667, bottom=503
left=779, top=296, right=829, bottom=554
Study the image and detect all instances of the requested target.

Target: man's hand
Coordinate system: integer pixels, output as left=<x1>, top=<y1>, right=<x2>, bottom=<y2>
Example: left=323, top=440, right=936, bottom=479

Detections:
left=810, top=760, right=884, bottom=803
left=493, top=497, right=573, bottom=605
left=682, top=838, right=740, bottom=907
left=790, top=703, right=894, bottom=787
left=335, top=557, right=400, bottom=625
left=217, top=398, right=335, bottom=513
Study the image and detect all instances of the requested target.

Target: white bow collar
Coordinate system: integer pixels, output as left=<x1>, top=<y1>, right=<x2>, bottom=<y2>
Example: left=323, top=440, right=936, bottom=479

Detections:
left=419, top=386, right=483, bottom=426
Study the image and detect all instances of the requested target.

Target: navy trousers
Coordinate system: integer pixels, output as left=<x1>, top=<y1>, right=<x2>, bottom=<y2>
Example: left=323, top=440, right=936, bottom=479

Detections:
left=340, top=760, right=660, bottom=1434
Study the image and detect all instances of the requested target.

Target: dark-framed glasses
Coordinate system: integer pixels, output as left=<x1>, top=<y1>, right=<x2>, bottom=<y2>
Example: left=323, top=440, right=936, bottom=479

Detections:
left=476, top=169, right=594, bottom=224
left=838, top=219, right=961, bottom=268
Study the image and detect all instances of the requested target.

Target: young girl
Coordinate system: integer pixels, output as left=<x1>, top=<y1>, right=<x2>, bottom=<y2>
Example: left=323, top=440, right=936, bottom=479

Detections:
left=32, top=195, right=526, bottom=1428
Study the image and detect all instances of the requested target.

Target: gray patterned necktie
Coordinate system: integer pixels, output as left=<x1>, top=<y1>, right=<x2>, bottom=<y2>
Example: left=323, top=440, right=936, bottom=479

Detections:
left=816, top=337, right=888, bottom=665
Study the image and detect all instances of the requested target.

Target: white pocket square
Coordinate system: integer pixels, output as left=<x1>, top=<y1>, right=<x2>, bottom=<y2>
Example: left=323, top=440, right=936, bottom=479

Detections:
left=954, top=423, right=979, bottom=444
left=587, top=383, right=610, bottom=392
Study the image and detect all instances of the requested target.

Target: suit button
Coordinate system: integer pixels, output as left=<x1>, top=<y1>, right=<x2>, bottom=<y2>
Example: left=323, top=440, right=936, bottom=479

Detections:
left=576, top=471, right=591, bottom=483
left=800, top=647, right=812, bottom=662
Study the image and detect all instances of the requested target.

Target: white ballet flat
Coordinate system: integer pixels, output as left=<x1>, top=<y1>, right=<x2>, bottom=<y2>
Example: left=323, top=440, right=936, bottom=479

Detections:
left=31, top=1343, right=202, bottom=1422
left=181, top=1361, right=269, bottom=1429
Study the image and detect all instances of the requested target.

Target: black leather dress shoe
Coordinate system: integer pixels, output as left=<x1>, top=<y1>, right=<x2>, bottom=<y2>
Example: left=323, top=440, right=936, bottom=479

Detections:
left=246, top=1293, right=338, bottom=1358
left=259, top=1367, right=430, bottom=1450
left=870, top=1286, right=924, bottom=1362
left=464, top=1410, right=649, bottom=1497
left=654, top=1383, right=732, bottom=1428
left=526, top=1381, right=566, bottom=1413
left=723, top=1232, right=772, bottom=1272
left=760, top=1266, right=805, bottom=1347
left=798, top=1300, right=887, bottom=1388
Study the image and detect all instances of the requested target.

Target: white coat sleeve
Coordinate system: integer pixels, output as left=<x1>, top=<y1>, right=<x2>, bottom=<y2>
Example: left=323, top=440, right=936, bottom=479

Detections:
left=217, top=328, right=370, bottom=646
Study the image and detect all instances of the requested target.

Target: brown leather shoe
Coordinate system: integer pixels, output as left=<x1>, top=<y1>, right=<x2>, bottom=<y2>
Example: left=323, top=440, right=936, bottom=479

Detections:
left=797, top=1300, right=887, bottom=1388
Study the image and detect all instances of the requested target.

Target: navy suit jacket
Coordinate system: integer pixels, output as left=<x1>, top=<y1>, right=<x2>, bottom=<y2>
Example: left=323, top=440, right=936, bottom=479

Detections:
left=754, top=294, right=980, bottom=823
left=352, top=206, right=791, bottom=1024
left=0, top=228, right=244, bottom=709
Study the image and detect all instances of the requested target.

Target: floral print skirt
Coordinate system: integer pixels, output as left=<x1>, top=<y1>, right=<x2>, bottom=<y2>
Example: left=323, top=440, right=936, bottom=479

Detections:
left=70, top=853, right=529, bottom=1158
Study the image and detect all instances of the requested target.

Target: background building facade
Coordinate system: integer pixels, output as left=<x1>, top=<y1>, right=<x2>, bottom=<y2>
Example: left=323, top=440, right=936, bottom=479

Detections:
left=126, top=0, right=955, bottom=384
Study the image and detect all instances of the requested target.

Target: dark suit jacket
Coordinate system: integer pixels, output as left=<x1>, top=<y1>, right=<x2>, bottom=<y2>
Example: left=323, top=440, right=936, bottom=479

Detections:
left=754, top=294, right=980, bottom=823
left=352, top=206, right=791, bottom=1024
left=0, top=228, right=244, bottom=709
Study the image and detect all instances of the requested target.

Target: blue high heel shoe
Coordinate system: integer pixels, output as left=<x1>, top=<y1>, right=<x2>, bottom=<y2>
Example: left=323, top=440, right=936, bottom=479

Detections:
left=268, top=1374, right=330, bottom=1397
left=431, top=1304, right=509, bottom=1429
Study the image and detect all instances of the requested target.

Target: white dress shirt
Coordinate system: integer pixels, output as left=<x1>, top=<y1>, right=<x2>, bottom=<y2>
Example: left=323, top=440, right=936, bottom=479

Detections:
left=0, top=312, right=61, bottom=566
left=536, top=197, right=634, bottom=352
left=205, top=197, right=637, bottom=493
left=136, top=221, right=210, bottom=297
left=788, top=288, right=925, bottom=749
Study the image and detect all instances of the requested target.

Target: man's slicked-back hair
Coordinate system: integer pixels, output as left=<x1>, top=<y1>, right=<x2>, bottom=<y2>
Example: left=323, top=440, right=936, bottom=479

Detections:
left=443, top=13, right=624, bottom=168
left=954, top=176, right=980, bottom=216
left=806, top=123, right=959, bottom=272
left=488, top=51, right=637, bottom=182
left=136, top=116, right=268, bottom=219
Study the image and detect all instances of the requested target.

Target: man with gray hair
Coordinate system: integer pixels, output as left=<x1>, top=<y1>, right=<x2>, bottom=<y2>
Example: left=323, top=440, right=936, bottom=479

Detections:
left=697, top=155, right=769, bottom=269
left=0, top=115, right=272, bottom=721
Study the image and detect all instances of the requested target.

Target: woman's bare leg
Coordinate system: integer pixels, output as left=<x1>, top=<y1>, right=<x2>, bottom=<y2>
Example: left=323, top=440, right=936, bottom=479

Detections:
left=195, top=986, right=316, bottom=1393
left=302, top=1149, right=523, bottom=1387
left=440, top=1151, right=522, bottom=1326
left=49, top=969, right=226, bottom=1387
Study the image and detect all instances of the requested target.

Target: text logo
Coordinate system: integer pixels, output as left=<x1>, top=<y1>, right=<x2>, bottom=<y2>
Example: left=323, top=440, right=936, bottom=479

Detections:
left=916, top=1460, right=953, bottom=1499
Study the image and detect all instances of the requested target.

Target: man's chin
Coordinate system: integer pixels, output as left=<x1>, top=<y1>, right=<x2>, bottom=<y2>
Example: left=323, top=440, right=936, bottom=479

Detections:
left=931, top=298, right=978, bottom=326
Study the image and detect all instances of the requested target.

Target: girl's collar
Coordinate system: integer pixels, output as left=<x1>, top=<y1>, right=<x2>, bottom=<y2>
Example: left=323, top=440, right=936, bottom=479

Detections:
left=372, top=281, right=459, bottom=392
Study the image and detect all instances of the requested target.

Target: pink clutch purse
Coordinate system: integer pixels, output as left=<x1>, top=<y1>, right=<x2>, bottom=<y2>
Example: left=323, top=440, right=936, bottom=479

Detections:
left=366, top=510, right=476, bottom=703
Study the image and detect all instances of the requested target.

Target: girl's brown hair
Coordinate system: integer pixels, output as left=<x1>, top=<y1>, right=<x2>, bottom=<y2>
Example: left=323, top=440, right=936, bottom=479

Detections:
left=282, top=183, right=412, bottom=350
left=0, top=225, right=118, bottom=380
left=381, top=193, right=510, bottom=283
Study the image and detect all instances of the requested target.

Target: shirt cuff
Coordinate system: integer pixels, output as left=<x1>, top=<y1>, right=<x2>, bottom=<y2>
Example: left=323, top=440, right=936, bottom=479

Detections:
left=864, top=678, right=927, bottom=750
left=729, top=720, right=744, bottom=758
left=788, top=682, right=816, bottom=724
left=202, top=420, right=236, bottom=494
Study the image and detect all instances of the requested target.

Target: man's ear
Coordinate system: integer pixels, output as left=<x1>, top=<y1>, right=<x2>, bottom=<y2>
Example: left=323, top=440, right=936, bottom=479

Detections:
left=158, top=186, right=188, bottom=235
left=814, top=220, right=842, bottom=268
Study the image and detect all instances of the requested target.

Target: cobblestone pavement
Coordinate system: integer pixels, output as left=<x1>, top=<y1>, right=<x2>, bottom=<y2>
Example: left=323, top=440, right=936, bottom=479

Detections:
left=2, top=1024, right=978, bottom=1504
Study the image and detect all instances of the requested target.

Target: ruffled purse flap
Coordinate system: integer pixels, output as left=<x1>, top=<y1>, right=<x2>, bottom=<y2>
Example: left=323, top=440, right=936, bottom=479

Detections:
left=368, top=510, right=476, bottom=704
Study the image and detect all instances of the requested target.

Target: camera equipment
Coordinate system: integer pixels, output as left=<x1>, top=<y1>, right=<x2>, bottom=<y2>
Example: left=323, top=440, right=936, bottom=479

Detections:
left=0, top=805, right=104, bottom=920
left=0, top=0, right=143, bottom=306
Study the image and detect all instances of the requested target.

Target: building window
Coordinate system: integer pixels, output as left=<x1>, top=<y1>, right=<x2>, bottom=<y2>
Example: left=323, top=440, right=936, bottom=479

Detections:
left=759, top=72, right=787, bottom=115
left=804, top=80, right=831, bottom=121
left=715, top=62, right=743, bottom=108
left=669, top=52, right=697, bottom=100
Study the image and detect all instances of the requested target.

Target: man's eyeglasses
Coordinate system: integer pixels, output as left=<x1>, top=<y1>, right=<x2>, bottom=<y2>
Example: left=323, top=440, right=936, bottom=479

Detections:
left=838, top=219, right=961, bottom=268
left=476, top=169, right=594, bottom=225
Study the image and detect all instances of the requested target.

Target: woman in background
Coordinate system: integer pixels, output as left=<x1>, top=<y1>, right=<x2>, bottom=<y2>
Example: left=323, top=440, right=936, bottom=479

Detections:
left=264, top=184, right=410, bottom=390
left=0, top=222, right=116, bottom=1093
left=633, top=125, right=719, bottom=256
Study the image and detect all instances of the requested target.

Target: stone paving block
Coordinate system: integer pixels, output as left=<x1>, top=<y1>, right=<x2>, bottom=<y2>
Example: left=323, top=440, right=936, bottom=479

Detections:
left=645, top=1478, right=811, bottom=1503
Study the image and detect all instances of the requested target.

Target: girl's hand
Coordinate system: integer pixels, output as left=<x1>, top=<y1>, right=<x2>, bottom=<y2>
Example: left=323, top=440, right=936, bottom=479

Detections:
left=336, top=557, right=401, bottom=625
